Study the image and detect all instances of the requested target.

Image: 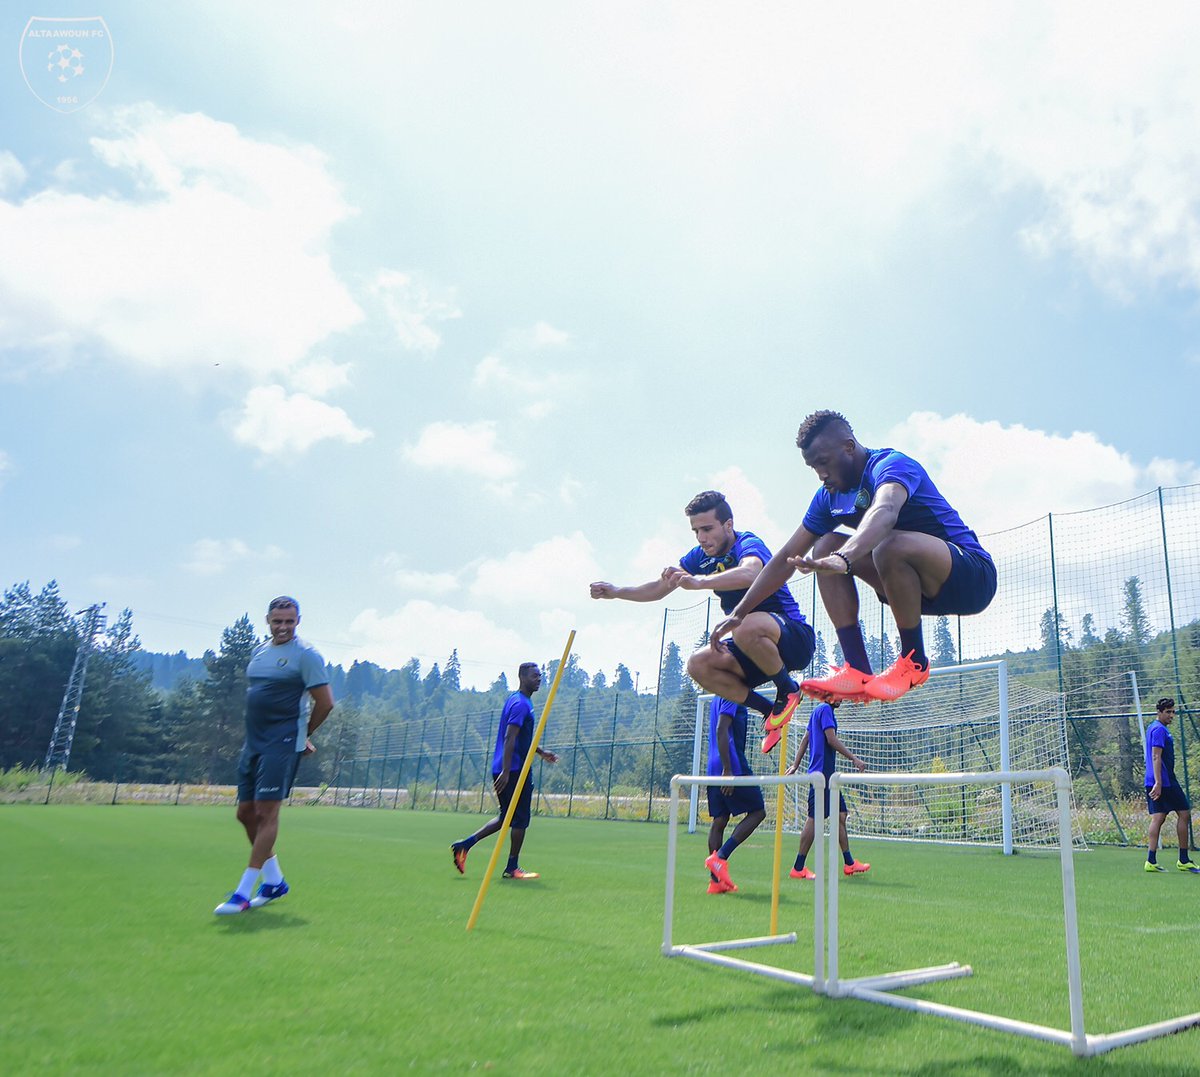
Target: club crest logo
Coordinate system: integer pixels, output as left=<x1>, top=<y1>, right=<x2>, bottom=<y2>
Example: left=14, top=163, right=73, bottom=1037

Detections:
left=19, top=16, right=113, bottom=113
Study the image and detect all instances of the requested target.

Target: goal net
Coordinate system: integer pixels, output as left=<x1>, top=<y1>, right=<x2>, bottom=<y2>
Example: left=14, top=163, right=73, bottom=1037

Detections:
left=690, top=660, right=1086, bottom=850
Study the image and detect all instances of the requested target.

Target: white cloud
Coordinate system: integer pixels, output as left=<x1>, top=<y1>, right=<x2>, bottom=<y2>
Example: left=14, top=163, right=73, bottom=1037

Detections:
left=288, top=356, right=352, bottom=397
left=471, top=532, right=600, bottom=607
left=49, top=534, right=82, bottom=551
left=368, top=269, right=460, bottom=354
left=392, top=568, right=459, bottom=597
left=402, top=420, right=518, bottom=480
left=0, top=152, right=25, bottom=196
left=349, top=601, right=525, bottom=683
left=183, top=538, right=251, bottom=576
left=231, top=385, right=372, bottom=455
left=472, top=354, right=515, bottom=390
left=0, top=105, right=363, bottom=376
left=0, top=450, right=11, bottom=489
left=885, top=412, right=1200, bottom=538
left=504, top=320, right=571, bottom=351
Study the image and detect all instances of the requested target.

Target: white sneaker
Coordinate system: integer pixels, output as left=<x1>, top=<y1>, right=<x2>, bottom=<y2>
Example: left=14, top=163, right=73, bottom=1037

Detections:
left=214, top=893, right=251, bottom=915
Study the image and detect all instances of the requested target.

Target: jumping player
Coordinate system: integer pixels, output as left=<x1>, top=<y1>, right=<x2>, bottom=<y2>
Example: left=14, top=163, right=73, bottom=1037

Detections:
left=591, top=490, right=815, bottom=752
left=703, top=697, right=766, bottom=894
left=784, top=699, right=870, bottom=879
left=711, top=411, right=996, bottom=704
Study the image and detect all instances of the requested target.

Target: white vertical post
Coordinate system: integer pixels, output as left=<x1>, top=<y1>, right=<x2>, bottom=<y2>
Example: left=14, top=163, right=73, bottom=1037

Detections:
left=998, top=660, right=1013, bottom=855
left=812, top=772, right=826, bottom=993
left=1130, top=671, right=1146, bottom=750
left=688, top=696, right=707, bottom=833
left=663, top=779, right=681, bottom=954
left=1055, top=767, right=1087, bottom=1055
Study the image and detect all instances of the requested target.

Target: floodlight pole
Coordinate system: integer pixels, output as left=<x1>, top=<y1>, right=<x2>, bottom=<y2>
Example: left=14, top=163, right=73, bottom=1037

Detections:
left=43, top=603, right=106, bottom=774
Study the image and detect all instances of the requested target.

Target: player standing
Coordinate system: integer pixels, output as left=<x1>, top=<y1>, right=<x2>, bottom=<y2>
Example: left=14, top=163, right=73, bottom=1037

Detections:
left=703, top=697, right=766, bottom=893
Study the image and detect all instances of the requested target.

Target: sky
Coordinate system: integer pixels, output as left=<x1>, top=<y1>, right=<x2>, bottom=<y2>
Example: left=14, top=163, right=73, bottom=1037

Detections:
left=3, top=2, right=1200, bottom=689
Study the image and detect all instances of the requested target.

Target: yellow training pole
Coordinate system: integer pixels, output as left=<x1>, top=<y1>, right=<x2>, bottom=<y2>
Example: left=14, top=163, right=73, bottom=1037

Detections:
left=466, top=629, right=576, bottom=931
left=768, top=719, right=790, bottom=936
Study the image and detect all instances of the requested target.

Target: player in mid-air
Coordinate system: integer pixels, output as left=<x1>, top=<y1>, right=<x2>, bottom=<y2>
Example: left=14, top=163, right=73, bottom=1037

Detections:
left=451, top=662, right=559, bottom=880
left=784, top=699, right=870, bottom=879
left=591, top=490, right=815, bottom=753
left=1144, top=696, right=1198, bottom=874
left=214, top=596, right=333, bottom=915
left=711, top=411, right=996, bottom=704
left=703, top=696, right=766, bottom=894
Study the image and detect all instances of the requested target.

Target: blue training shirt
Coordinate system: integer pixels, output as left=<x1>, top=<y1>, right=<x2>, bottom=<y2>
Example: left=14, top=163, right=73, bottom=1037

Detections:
left=243, top=637, right=329, bottom=753
left=679, top=530, right=805, bottom=620
left=802, top=448, right=991, bottom=561
left=492, top=690, right=535, bottom=775
left=805, top=702, right=838, bottom=778
left=1145, top=720, right=1179, bottom=788
left=707, top=697, right=752, bottom=777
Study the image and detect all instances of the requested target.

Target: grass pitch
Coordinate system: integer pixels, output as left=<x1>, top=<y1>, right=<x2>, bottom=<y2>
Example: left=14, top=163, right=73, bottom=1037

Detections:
left=1, top=804, right=1198, bottom=1075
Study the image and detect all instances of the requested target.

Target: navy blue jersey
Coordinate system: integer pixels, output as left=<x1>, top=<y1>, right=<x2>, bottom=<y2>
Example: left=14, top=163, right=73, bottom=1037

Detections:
left=680, top=530, right=805, bottom=620
left=492, top=691, right=535, bottom=774
left=805, top=703, right=838, bottom=778
left=802, top=448, right=991, bottom=562
left=707, top=697, right=752, bottom=777
left=243, top=637, right=328, bottom=753
left=1145, top=720, right=1179, bottom=788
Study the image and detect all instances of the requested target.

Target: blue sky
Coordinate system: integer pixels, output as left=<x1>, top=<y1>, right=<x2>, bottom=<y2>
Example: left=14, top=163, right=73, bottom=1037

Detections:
left=3, top=2, right=1200, bottom=688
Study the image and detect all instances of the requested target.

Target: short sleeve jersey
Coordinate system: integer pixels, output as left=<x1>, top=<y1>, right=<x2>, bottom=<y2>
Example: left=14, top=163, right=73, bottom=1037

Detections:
left=707, top=697, right=752, bottom=777
left=492, top=691, right=535, bottom=775
left=679, top=530, right=805, bottom=620
left=802, top=448, right=991, bottom=561
left=1145, top=720, right=1178, bottom=788
left=805, top=702, right=839, bottom=778
left=243, top=637, right=329, bottom=753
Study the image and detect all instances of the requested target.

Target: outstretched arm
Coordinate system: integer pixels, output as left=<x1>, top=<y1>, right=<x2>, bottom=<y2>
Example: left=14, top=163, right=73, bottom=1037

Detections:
left=590, top=570, right=680, bottom=602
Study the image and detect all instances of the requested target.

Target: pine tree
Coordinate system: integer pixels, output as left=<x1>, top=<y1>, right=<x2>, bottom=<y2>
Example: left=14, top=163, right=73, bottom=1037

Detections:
left=932, top=615, right=956, bottom=666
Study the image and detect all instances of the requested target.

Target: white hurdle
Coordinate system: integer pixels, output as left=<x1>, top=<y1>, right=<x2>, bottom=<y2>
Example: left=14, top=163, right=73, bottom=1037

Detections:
left=663, top=773, right=827, bottom=993
left=825, top=767, right=1200, bottom=1057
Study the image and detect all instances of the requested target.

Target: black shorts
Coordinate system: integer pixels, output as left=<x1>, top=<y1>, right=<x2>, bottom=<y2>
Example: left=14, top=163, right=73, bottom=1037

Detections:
left=1147, top=786, right=1191, bottom=815
left=707, top=783, right=766, bottom=820
left=922, top=544, right=997, bottom=617
left=808, top=783, right=848, bottom=819
left=237, top=747, right=302, bottom=803
left=495, top=771, right=534, bottom=829
left=728, top=615, right=817, bottom=688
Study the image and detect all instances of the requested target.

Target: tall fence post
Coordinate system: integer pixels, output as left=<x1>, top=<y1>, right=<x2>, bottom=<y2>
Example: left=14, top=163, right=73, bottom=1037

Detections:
left=605, top=694, right=619, bottom=820
left=567, top=697, right=582, bottom=818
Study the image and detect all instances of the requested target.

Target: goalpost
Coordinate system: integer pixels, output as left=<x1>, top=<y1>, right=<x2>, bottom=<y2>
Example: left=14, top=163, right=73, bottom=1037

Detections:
left=689, top=660, right=1085, bottom=853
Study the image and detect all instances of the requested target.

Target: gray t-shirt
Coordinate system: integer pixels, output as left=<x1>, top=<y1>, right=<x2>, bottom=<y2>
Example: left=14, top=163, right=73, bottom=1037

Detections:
left=243, top=637, right=328, bottom=753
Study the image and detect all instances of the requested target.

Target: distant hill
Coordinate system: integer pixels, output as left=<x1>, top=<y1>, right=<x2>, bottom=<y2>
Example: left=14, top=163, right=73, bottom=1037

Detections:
left=129, top=650, right=207, bottom=691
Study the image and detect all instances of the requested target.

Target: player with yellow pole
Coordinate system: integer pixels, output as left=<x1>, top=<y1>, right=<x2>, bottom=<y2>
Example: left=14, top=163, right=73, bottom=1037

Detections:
left=465, top=631, right=574, bottom=931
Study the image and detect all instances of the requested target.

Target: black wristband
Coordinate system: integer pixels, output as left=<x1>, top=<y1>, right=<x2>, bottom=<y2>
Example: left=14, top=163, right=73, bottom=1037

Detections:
left=831, top=550, right=852, bottom=574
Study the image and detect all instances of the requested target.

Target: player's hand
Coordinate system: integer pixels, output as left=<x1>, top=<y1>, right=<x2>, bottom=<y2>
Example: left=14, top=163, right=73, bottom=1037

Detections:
left=784, top=761, right=799, bottom=776
left=659, top=566, right=687, bottom=591
left=541, top=751, right=559, bottom=765
left=590, top=581, right=618, bottom=599
left=303, top=737, right=316, bottom=756
left=854, top=757, right=867, bottom=772
left=493, top=771, right=509, bottom=795
left=789, top=554, right=848, bottom=576
left=676, top=574, right=705, bottom=591
left=1151, top=782, right=1161, bottom=800
left=709, top=615, right=741, bottom=648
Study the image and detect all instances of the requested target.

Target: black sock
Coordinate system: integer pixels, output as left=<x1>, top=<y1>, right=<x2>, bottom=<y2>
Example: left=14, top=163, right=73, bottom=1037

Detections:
left=1148, top=849, right=1158, bottom=864
left=793, top=853, right=807, bottom=871
left=506, top=856, right=518, bottom=872
left=898, top=626, right=927, bottom=669
left=843, top=849, right=854, bottom=866
left=1181, top=849, right=1192, bottom=864
left=770, top=667, right=798, bottom=698
left=836, top=627, right=872, bottom=674
left=744, top=691, right=773, bottom=716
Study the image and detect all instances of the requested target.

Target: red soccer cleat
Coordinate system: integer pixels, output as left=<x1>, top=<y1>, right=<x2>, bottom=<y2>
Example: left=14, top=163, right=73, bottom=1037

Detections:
left=862, top=652, right=930, bottom=703
left=706, top=879, right=737, bottom=894
left=704, top=852, right=734, bottom=890
left=843, top=860, right=871, bottom=876
left=800, top=664, right=873, bottom=703
left=761, top=692, right=801, bottom=753
left=789, top=866, right=816, bottom=880
left=451, top=844, right=468, bottom=875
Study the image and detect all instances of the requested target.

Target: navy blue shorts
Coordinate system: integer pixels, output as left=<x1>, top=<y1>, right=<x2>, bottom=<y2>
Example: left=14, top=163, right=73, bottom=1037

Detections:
left=708, top=783, right=766, bottom=820
left=495, top=771, right=534, bottom=829
left=807, top=783, right=848, bottom=819
left=1147, top=786, right=1191, bottom=815
left=728, top=615, right=817, bottom=687
left=922, top=544, right=997, bottom=617
left=237, top=747, right=302, bottom=803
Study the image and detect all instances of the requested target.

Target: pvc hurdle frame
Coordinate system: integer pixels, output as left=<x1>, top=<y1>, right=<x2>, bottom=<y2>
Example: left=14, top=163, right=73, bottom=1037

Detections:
left=663, top=773, right=827, bottom=993
left=664, top=766, right=1200, bottom=1057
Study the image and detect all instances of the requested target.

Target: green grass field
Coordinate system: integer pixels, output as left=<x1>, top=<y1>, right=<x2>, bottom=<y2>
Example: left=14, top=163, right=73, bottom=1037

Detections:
left=2, top=804, right=1199, bottom=1075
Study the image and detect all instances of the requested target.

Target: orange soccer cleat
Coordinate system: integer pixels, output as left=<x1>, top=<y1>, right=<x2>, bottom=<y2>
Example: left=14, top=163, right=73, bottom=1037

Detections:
left=862, top=652, right=930, bottom=703
left=799, top=664, right=873, bottom=704
left=843, top=860, right=871, bottom=876
left=789, top=866, right=817, bottom=880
